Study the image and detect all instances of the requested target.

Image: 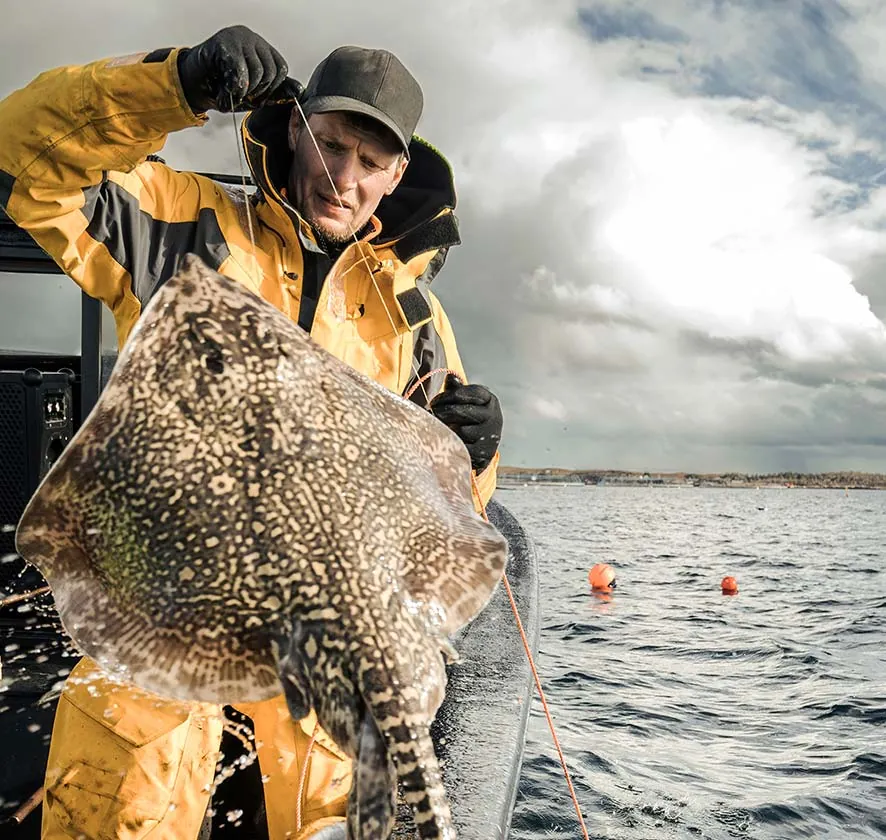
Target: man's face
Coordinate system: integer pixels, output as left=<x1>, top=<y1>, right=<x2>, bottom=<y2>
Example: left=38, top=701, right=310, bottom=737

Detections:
left=287, top=111, right=408, bottom=244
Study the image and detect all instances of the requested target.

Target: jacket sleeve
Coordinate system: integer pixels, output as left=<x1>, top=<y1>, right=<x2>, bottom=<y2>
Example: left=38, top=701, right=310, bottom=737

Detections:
left=0, top=48, right=223, bottom=345
left=426, top=291, right=500, bottom=511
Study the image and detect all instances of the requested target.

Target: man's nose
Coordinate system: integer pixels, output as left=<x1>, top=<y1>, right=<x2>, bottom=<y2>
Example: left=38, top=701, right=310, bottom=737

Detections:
left=327, top=153, right=359, bottom=193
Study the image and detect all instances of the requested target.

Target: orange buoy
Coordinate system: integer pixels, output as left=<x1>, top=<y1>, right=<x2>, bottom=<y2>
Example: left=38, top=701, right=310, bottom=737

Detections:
left=588, top=563, right=616, bottom=592
left=721, top=576, right=739, bottom=595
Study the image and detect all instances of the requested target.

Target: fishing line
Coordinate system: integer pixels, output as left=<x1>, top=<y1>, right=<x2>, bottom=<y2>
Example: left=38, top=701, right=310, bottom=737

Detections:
left=407, top=367, right=592, bottom=840
left=265, top=93, right=432, bottom=407
left=227, top=89, right=589, bottom=836
left=231, top=93, right=259, bottom=276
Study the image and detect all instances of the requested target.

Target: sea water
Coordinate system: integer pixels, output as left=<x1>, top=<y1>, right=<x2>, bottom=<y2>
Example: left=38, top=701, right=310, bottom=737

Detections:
left=504, top=485, right=885, bottom=839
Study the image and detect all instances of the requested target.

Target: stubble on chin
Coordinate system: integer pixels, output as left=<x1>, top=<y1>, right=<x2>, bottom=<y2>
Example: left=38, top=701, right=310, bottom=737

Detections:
left=291, top=178, right=355, bottom=245
left=307, top=215, right=352, bottom=245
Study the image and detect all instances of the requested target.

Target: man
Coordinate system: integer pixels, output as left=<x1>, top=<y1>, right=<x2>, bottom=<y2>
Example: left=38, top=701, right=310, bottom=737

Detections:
left=0, top=24, right=503, bottom=840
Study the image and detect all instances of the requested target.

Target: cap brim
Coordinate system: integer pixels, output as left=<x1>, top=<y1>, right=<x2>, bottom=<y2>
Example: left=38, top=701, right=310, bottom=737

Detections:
left=300, top=95, right=411, bottom=156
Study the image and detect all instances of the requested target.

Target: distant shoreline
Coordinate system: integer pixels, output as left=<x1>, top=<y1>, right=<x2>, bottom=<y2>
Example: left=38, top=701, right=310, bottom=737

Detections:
left=498, top=467, right=886, bottom=490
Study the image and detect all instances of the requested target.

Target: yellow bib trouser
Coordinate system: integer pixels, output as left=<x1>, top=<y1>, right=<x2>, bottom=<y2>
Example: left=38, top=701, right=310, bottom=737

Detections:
left=41, top=658, right=351, bottom=840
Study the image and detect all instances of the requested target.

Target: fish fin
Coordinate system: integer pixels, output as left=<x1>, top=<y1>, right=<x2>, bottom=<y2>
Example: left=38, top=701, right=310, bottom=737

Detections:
left=321, top=342, right=509, bottom=638
left=272, top=625, right=314, bottom=721
left=347, top=711, right=397, bottom=840
left=378, top=414, right=508, bottom=637
left=395, top=517, right=508, bottom=637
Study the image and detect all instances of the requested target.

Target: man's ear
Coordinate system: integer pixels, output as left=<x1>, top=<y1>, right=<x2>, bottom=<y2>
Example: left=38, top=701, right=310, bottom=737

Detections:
left=385, top=156, right=409, bottom=195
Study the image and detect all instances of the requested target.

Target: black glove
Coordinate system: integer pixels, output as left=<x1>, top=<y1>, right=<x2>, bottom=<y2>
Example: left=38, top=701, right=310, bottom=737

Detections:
left=430, top=375, right=503, bottom=473
left=177, top=25, right=302, bottom=113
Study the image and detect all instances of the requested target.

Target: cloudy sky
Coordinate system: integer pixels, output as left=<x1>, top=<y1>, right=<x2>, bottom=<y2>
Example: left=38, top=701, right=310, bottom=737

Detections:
left=3, top=0, right=886, bottom=474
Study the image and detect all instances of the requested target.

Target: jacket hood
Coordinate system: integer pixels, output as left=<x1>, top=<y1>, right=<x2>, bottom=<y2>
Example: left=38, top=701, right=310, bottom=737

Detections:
left=242, top=102, right=461, bottom=257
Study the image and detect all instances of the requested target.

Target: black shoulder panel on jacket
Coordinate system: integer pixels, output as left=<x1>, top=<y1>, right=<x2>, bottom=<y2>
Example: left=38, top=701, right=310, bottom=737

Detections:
left=143, top=48, right=174, bottom=64
left=81, top=178, right=230, bottom=308
left=405, top=318, right=448, bottom=408
left=404, top=258, right=450, bottom=406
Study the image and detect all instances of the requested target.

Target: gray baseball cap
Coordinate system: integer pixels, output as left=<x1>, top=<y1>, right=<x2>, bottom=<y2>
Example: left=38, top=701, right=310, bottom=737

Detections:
left=300, top=46, right=423, bottom=156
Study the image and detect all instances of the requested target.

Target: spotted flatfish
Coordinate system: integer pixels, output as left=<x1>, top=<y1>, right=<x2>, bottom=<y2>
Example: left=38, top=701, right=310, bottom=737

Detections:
left=15, top=254, right=508, bottom=839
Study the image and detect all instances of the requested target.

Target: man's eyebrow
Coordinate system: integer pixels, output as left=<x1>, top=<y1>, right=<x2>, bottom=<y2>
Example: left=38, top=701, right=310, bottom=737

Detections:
left=314, top=126, right=395, bottom=159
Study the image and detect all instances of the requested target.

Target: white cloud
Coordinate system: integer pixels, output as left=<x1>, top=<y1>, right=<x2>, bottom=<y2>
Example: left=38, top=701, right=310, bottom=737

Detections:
left=596, top=109, right=886, bottom=361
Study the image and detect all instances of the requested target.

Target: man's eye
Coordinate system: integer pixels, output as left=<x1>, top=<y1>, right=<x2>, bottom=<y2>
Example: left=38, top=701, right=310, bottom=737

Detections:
left=362, top=158, right=380, bottom=171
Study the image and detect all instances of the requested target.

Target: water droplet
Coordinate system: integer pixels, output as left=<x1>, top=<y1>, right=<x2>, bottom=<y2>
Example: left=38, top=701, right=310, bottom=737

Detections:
left=27, top=723, right=40, bottom=733
left=1, top=525, right=15, bottom=533
left=226, top=809, right=244, bottom=823
left=4, top=644, right=20, bottom=653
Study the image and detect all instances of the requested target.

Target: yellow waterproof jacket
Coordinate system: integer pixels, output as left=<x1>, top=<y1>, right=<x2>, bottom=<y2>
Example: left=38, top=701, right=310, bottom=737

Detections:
left=0, top=47, right=498, bottom=839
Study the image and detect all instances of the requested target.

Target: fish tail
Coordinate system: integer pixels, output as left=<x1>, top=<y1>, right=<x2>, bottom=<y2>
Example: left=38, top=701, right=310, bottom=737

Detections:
left=349, top=696, right=454, bottom=839
left=388, top=718, right=454, bottom=840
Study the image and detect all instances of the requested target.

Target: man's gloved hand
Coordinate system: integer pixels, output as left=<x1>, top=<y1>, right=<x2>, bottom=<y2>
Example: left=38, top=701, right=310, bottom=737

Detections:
left=177, top=25, right=302, bottom=114
left=430, top=375, right=503, bottom=473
